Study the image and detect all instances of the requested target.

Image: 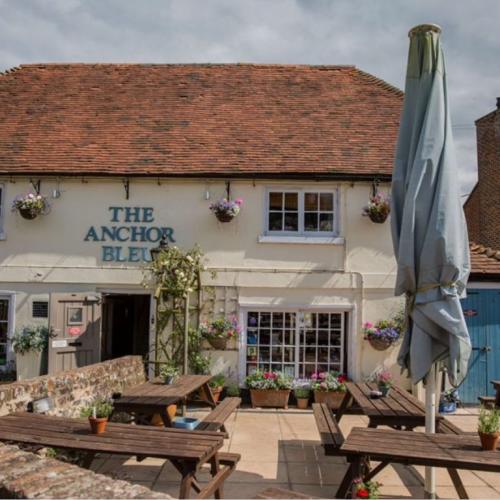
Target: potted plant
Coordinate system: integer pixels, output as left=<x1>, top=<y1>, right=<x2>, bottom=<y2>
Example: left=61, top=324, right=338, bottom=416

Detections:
left=200, top=316, right=240, bottom=350
left=225, top=383, right=241, bottom=397
left=293, top=378, right=311, bottom=410
left=478, top=406, right=500, bottom=451
left=362, top=192, right=390, bottom=223
left=362, top=311, right=404, bottom=351
left=439, top=389, right=460, bottom=414
left=160, top=363, right=179, bottom=385
left=11, top=325, right=51, bottom=380
left=353, top=478, right=381, bottom=499
left=209, top=198, right=243, bottom=223
left=81, top=399, right=113, bottom=435
left=11, top=193, right=50, bottom=220
left=209, top=374, right=225, bottom=403
left=246, top=370, right=292, bottom=409
left=312, top=371, right=348, bottom=409
left=375, top=370, right=393, bottom=397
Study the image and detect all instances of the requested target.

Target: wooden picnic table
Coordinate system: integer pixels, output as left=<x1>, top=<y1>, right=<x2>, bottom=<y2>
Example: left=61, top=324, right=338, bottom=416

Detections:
left=339, top=427, right=500, bottom=499
left=112, top=374, right=216, bottom=427
left=336, top=382, right=446, bottom=431
left=0, top=412, right=239, bottom=499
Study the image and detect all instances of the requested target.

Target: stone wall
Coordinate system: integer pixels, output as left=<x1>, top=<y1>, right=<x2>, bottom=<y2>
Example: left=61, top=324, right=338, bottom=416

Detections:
left=0, top=356, right=146, bottom=417
left=0, top=443, right=168, bottom=498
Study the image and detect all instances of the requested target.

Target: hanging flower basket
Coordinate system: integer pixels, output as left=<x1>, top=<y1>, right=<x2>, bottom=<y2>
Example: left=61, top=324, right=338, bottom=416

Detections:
left=209, top=198, right=243, bottom=223
left=199, top=316, right=240, bottom=350
left=368, top=336, right=393, bottom=351
left=368, top=211, right=389, bottom=224
left=12, top=193, right=50, bottom=220
left=362, top=186, right=390, bottom=224
left=207, top=337, right=228, bottom=350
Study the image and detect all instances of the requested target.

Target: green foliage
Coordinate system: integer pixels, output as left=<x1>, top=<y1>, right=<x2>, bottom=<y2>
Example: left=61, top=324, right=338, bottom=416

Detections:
left=200, top=317, right=240, bottom=340
left=294, top=387, right=311, bottom=399
left=478, top=406, right=500, bottom=434
left=80, top=398, right=113, bottom=419
left=225, top=384, right=241, bottom=397
left=209, top=374, right=226, bottom=389
left=11, top=326, right=51, bottom=354
left=246, top=370, right=292, bottom=390
left=160, top=363, right=179, bottom=379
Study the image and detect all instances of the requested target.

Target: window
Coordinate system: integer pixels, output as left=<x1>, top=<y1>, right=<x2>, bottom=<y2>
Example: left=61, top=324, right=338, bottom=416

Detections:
left=0, top=298, right=9, bottom=366
left=245, top=310, right=346, bottom=378
left=32, top=301, right=49, bottom=319
left=265, top=189, right=337, bottom=236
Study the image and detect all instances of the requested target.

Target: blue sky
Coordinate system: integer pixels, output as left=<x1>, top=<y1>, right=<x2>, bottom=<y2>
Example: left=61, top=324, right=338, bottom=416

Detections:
left=2, top=0, right=498, bottom=195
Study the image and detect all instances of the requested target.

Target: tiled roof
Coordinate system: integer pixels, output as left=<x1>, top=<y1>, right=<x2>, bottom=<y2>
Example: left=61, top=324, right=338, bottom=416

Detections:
left=0, top=64, right=403, bottom=178
left=470, top=242, right=500, bottom=277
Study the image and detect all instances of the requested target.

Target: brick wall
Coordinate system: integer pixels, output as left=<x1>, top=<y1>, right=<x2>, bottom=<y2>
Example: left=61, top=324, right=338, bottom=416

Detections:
left=0, top=356, right=146, bottom=417
left=464, top=108, right=500, bottom=249
left=0, top=443, right=168, bottom=498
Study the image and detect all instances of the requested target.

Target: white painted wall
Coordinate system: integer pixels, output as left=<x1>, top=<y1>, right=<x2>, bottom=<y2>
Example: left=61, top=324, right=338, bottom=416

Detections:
left=0, top=177, right=405, bottom=383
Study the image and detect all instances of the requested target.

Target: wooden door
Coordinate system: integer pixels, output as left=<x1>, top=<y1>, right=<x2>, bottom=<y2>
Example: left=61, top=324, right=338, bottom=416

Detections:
left=48, top=293, right=102, bottom=374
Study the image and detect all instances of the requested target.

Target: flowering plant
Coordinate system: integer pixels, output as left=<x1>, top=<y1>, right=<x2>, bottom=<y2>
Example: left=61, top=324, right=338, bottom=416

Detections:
left=209, top=198, right=243, bottom=220
left=199, top=316, right=240, bottom=340
left=375, top=370, right=393, bottom=388
left=362, top=310, right=404, bottom=347
left=11, top=193, right=49, bottom=217
left=11, top=326, right=52, bottom=354
left=353, top=478, right=381, bottom=499
left=362, top=192, right=390, bottom=220
left=310, top=371, right=347, bottom=392
left=292, top=378, right=311, bottom=399
left=245, top=370, right=292, bottom=390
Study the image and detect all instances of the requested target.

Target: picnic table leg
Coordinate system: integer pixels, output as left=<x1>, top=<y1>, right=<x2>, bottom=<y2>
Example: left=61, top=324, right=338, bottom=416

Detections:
left=335, top=463, right=354, bottom=499
left=160, top=408, right=174, bottom=427
left=335, top=392, right=353, bottom=422
left=179, top=463, right=197, bottom=499
left=350, top=457, right=363, bottom=499
left=447, top=468, right=469, bottom=499
left=210, top=454, right=223, bottom=499
left=201, top=382, right=218, bottom=408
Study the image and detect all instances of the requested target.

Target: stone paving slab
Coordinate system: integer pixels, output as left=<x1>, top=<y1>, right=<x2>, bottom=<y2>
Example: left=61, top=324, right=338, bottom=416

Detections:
left=91, top=406, right=500, bottom=499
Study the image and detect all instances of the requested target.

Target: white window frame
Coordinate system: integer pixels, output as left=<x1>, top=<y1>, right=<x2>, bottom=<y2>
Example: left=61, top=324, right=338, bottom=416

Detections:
left=0, top=183, right=5, bottom=240
left=0, top=292, right=16, bottom=370
left=263, top=187, right=339, bottom=237
left=238, top=305, right=352, bottom=383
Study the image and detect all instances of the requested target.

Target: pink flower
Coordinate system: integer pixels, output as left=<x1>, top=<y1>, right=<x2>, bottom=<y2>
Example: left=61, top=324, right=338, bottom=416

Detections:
left=319, top=372, right=327, bottom=380
left=311, top=373, right=318, bottom=380
left=320, top=382, right=327, bottom=390
left=364, top=321, right=373, bottom=329
left=235, top=198, right=243, bottom=205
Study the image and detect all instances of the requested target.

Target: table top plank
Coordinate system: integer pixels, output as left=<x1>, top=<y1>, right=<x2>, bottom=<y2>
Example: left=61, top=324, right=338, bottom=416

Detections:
left=341, top=427, right=500, bottom=472
left=0, top=413, right=222, bottom=462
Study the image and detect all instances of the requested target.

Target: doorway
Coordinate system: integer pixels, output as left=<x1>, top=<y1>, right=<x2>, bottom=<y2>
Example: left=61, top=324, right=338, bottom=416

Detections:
left=101, top=294, right=151, bottom=361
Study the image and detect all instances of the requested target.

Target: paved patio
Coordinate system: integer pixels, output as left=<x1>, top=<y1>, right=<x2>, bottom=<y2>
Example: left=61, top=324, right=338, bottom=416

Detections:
left=90, top=406, right=500, bottom=499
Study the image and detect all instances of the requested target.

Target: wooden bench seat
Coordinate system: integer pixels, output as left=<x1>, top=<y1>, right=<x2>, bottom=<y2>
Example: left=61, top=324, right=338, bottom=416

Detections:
left=312, top=403, right=345, bottom=454
left=478, top=396, right=496, bottom=408
left=197, top=397, right=241, bottom=436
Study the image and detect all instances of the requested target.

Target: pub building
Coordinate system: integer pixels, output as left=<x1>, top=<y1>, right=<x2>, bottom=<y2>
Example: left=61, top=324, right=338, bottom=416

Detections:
left=0, top=63, right=404, bottom=384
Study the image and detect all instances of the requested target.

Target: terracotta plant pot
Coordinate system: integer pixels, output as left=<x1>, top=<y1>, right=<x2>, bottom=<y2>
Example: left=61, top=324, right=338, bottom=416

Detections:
left=215, top=212, right=235, bottom=223
left=368, top=336, right=394, bottom=351
left=151, top=404, right=178, bottom=426
left=211, top=386, right=223, bottom=403
left=207, top=337, right=228, bottom=350
left=368, top=211, right=389, bottom=224
left=88, top=416, right=108, bottom=434
left=313, top=390, right=346, bottom=409
left=250, top=389, right=290, bottom=409
left=479, top=431, right=500, bottom=451
left=18, top=207, right=40, bottom=220
left=296, top=398, right=309, bottom=410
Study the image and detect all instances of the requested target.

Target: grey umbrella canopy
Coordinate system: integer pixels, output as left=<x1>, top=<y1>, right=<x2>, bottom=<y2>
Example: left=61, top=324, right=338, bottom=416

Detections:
left=391, top=24, right=471, bottom=387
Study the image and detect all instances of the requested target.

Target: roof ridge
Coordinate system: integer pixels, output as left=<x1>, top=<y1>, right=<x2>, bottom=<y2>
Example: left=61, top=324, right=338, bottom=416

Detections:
left=470, top=242, right=500, bottom=261
left=353, top=68, right=404, bottom=97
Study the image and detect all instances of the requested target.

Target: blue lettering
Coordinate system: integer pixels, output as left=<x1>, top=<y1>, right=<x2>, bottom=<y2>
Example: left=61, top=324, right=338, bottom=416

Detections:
left=143, top=207, right=154, bottom=223
left=130, top=226, right=147, bottom=242
left=125, top=207, right=141, bottom=223
left=161, top=227, right=176, bottom=243
left=84, top=226, right=100, bottom=242
left=109, top=207, right=123, bottom=223
left=115, top=246, right=128, bottom=262
left=146, top=227, right=161, bottom=242
left=142, top=247, right=152, bottom=262
left=102, top=246, right=116, bottom=261
left=102, top=226, right=117, bottom=241
left=128, top=247, right=141, bottom=262
left=116, top=226, right=130, bottom=242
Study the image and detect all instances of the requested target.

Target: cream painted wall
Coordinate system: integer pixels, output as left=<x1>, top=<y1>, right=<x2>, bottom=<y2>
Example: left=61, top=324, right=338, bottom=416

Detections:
left=0, top=177, right=405, bottom=382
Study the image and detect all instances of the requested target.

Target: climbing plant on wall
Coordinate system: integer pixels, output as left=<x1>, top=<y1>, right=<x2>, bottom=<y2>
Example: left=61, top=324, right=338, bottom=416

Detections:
left=143, top=244, right=215, bottom=375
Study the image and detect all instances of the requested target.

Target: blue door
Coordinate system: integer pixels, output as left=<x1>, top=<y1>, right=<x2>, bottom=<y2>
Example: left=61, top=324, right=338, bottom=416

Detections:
left=458, top=289, right=500, bottom=404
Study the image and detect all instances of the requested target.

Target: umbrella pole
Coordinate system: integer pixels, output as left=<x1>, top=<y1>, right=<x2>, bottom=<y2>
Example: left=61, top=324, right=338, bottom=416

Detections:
left=425, top=363, right=437, bottom=499
left=182, top=294, right=190, bottom=417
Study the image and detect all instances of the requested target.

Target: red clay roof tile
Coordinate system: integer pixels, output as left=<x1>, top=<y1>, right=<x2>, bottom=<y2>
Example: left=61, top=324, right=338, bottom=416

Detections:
left=470, top=242, right=500, bottom=277
left=0, top=64, right=403, bottom=178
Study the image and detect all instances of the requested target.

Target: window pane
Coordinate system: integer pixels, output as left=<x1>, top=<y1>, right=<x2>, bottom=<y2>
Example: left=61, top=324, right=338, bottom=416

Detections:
left=319, top=213, right=333, bottom=232
left=260, top=313, right=271, bottom=327
left=269, top=192, right=282, bottom=210
left=0, top=300, right=8, bottom=321
left=248, top=312, right=258, bottom=327
left=304, top=212, right=318, bottom=231
left=0, top=344, right=6, bottom=365
left=269, top=212, right=283, bottom=231
left=284, top=193, right=298, bottom=211
left=260, top=330, right=270, bottom=345
left=318, top=331, right=329, bottom=345
left=284, top=213, right=298, bottom=231
left=0, top=323, right=7, bottom=342
left=304, top=193, right=318, bottom=211
left=272, top=347, right=282, bottom=362
left=272, top=313, right=284, bottom=328
left=259, top=347, right=270, bottom=362
left=320, top=193, right=333, bottom=211
left=318, top=314, right=329, bottom=328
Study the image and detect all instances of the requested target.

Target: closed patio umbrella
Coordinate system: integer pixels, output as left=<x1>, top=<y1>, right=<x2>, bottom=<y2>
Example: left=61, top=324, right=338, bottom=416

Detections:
left=391, top=24, right=472, bottom=498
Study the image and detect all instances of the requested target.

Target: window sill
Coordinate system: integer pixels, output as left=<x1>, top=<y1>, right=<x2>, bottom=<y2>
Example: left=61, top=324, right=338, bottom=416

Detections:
left=258, top=235, right=345, bottom=245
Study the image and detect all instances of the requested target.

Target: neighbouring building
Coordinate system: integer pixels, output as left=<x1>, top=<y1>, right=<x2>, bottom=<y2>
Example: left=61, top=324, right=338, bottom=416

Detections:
left=460, top=99, right=500, bottom=403
left=0, top=63, right=406, bottom=384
